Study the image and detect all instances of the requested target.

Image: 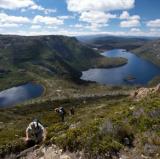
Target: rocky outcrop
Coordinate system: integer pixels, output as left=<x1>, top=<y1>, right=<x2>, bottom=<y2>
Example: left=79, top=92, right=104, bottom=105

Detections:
left=13, top=144, right=84, bottom=159
left=131, top=83, right=160, bottom=101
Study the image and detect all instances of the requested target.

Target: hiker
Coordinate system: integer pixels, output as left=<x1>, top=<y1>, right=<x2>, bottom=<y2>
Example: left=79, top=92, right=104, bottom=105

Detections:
left=55, top=107, right=66, bottom=122
left=70, top=107, right=75, bottom=115
left=25, top=119, right=46, bottom=147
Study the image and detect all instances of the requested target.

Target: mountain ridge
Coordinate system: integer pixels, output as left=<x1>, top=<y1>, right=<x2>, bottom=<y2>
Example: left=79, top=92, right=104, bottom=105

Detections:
left=0, top=35, right=127, bottom=76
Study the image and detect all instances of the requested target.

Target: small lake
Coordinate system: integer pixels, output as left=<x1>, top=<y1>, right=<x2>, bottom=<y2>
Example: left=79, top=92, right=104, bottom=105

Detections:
left=81, top=49, right=160, bottom=85
left=0, top=83, right=44, bottom=108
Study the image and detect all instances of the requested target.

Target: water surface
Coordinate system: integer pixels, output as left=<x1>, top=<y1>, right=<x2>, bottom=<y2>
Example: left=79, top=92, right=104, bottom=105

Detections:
left=0, top=83, right=44, bottom=108
left=81, top=49, right=160, bottom=85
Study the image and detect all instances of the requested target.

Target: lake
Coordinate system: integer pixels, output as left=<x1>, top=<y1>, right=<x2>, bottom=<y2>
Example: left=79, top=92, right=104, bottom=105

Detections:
left=81, top=49, right=160, bottom=85
left=0, top=83, right=44, bottom=108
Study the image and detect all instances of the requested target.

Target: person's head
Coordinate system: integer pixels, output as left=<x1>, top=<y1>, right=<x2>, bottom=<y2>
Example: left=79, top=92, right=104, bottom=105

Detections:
left=32, top=119, right=39, bottom=129
left=31, top=123, right=36, bottom=130
left=33, top=119, right=38, bottom=122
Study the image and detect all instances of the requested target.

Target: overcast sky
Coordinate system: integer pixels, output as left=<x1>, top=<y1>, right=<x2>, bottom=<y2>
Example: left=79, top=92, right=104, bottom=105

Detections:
left=0, top=0, right=160, bottom=36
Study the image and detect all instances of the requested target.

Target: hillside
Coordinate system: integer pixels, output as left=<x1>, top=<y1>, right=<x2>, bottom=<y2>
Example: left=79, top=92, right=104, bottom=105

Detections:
left=0, top=35, right=127, bottom=90
left=78, top=36, right=150, bottom=51
left=0, top=35, right=159, bottom=159
left=132, top=39, right=160, bottom=67
left=0, top=84, right=160, bottom=159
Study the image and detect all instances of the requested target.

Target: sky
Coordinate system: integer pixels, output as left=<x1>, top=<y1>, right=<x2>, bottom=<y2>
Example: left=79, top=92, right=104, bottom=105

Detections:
left=0, top=0, right=160, bottom=36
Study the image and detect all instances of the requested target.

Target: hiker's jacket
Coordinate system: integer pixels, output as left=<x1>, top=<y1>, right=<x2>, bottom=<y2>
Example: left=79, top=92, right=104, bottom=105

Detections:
left=26, top=121, right=44, bottom=141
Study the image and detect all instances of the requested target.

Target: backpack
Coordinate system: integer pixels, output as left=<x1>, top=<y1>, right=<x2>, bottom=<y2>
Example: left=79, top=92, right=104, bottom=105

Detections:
left=59, top=107, right=66, bottom=115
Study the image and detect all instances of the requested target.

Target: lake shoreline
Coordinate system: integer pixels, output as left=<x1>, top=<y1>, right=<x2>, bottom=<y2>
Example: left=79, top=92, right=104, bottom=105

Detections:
left=0, top=82, right=44, bottom=108
left=81, top=49, right=160, bottom=85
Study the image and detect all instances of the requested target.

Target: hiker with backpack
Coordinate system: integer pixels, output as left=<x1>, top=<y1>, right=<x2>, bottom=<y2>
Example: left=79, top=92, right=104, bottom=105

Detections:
left=55, top=107, right=66, bottom=122
left=69, top=107, right=75, bottom=115
left=25, top=119, right=46, bottom=147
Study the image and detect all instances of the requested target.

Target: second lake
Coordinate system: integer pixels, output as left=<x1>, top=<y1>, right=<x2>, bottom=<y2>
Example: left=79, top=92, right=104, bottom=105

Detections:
left=81, top=49, right=160, bottom=85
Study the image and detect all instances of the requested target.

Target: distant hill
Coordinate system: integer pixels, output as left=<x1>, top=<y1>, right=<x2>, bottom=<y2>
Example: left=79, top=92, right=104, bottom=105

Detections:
left=78, top=35, right=160, bottom=68
left=0, top=35, right=127, bottom=79
left=78, top=35, right=150, bottom=51
left=132, top=39, right=160, bottom=67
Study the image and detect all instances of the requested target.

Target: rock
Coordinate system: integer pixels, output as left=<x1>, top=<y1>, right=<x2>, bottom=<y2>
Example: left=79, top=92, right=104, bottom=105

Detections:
left=143, top=143, right=158, bottom=156
left=119, top=155, right=129, bottom=159
left=148, top=108, right=160, bottom=118
left=60, top=154, right=72, bottom=159
left=141, top=154, right=149, bottom=159
left=131, top=83, right=160, bottom=101
left=133, top=108, right=145, bottom=118
left=16, top=145, right=39, bottom=158
left=155, top=84, right=160, bottom=92
left=129, top=106, right=135, bottom=110
left=69, top=122, right=80, bottom=129
left=123, top=137, right=130, bottom=146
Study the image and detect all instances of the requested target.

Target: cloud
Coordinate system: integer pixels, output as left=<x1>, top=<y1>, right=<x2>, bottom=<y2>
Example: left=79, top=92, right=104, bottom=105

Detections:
left=149, top=28, right=160, bottom=32
left=29, top=4, right=56, bottom=14
left=120, top=19, right=140, bottom=28
left=0, top=0, right=56, bottom=14
left=2, top=29, right=160, bottom=38
left=0, top=0, right=34, bottom=9
left=58, top=15, right=75, bottom=20
left=30, top=25, right=41, bottom=29
left=0, top=12, right=30, bottom=29
left=71, top=24, right=83, bottom=28
left=130, top=28, right=141, bottom=32
left=120, top=11, right=140, bottom=28
left=43, top=8, right=57, bottom=14
left=67, top=0, right=135, bottom=12
left=33, top=15, right=63, bottom=25
left=120, top=11, right=140, bottom=20
left=80, top=11, right=116, bottom=24
left=86, top=24, right=109, bottom=31
left=66, top=1, right=135, bottom=31
left=0, top=12, right=63, bottom=30
left=0, top=12, right=30, bottom=24
left=79, top=11, right=116, bottom=30
left=0, top=23, right=19, bottom=28
left=120, top=11, right=130, bottom=19
left=147, top=19, right=160, bottom=28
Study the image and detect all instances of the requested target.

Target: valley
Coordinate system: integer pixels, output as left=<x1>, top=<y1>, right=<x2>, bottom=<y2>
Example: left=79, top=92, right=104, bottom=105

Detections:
left=0, top=0, right=160, bottom=158
left=0, top=35, right=127, bottom=91
left=0, top=35, right=160, bottom=159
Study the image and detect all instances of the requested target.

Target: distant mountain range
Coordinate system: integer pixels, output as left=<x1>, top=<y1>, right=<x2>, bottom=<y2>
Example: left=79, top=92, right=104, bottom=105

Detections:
left=0, top=35, right=127, bottom=79
left=78, top=35, right=160, bottom=67
left=0, top=34, right=159, bottom=82
left=77, top=35, right=151, bottom=50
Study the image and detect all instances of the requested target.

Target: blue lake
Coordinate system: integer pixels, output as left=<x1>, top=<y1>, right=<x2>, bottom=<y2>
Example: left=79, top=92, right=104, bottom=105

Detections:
left=0, top=83, right=44, bottom=108
left=81, top=49, right=160, bottom=85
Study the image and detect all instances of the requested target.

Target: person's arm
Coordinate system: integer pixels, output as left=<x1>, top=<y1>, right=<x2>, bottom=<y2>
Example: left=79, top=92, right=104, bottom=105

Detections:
left=43, top=128, right=47, bottom=141
left=25, top=127, right=30, bottom=141
left=38, top=123, right=47, bottom=141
